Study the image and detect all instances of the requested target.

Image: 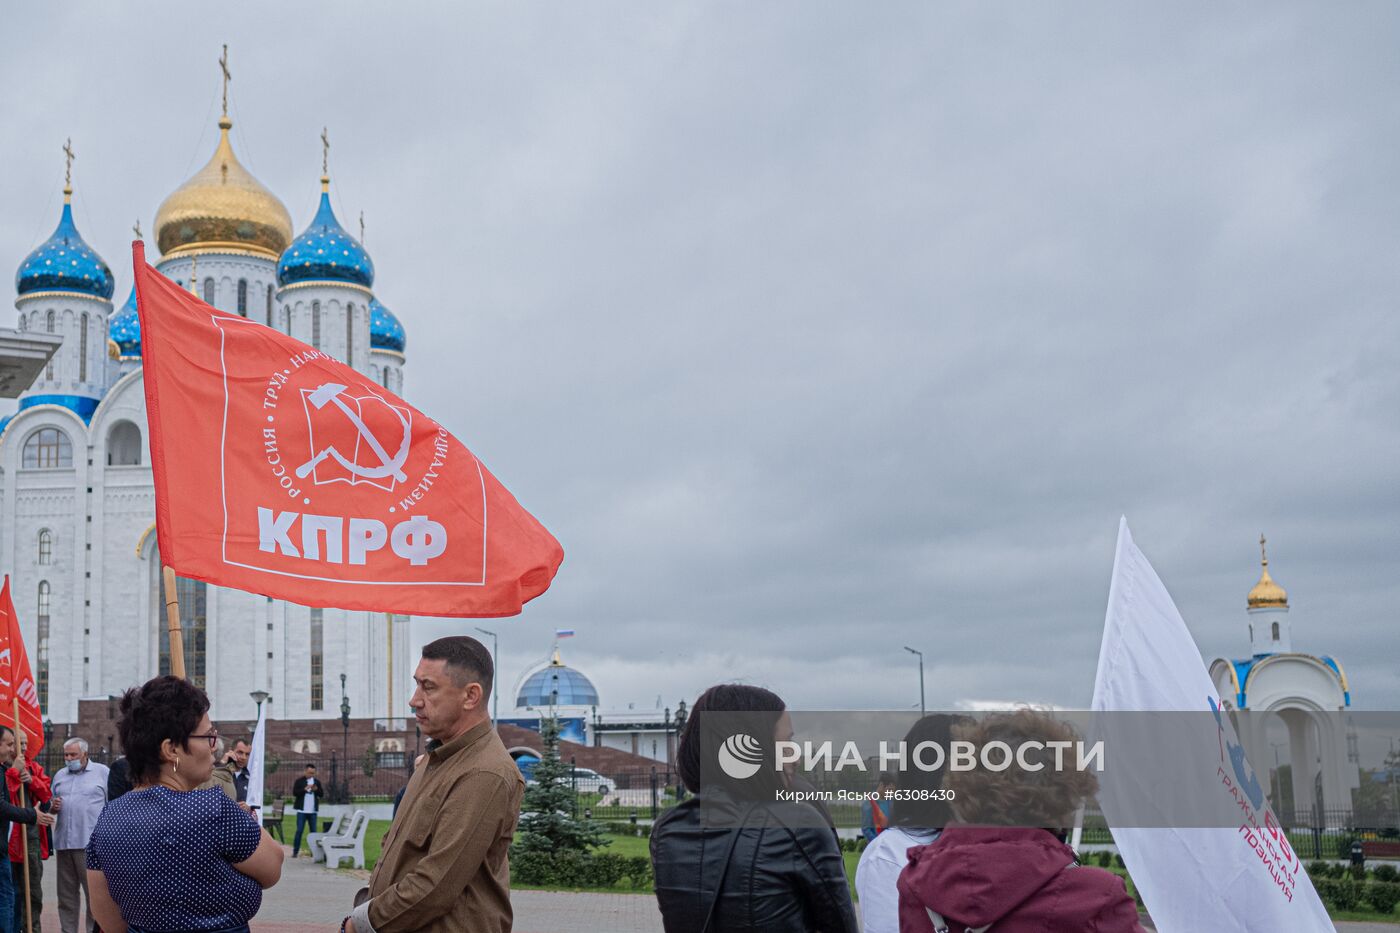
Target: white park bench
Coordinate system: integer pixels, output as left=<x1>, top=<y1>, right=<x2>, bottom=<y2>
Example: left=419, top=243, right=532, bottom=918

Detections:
left=321, top=810, right=369, bottom=869
left=307, top=811, right=348, bottom=863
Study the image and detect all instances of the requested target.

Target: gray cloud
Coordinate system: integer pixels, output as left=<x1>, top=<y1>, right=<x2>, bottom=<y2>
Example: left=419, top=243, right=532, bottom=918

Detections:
left=3, top=2, right=1396, bottom=712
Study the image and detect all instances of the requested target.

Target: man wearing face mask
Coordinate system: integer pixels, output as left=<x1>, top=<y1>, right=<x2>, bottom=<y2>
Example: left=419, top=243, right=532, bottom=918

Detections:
left=49, top=739, right=108, bottom=933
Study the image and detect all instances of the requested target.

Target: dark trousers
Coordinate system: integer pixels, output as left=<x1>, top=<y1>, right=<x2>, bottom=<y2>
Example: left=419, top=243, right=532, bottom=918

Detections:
left=292, top=811, right=318, bottom=856
left=11, top=845, right=41, bottom=933
left=0, top=854, right=15, bottom=933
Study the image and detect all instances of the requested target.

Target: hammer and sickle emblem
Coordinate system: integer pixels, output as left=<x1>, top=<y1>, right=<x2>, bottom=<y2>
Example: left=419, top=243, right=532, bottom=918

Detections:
left=295, top=383, right=411, bottom=483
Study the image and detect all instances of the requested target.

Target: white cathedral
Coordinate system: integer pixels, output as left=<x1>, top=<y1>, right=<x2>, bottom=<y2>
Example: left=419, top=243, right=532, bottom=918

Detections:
left=0, top=108, right=415, bottom=726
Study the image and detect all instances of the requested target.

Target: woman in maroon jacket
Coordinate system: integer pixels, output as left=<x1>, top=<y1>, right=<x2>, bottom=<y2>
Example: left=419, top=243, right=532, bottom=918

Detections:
left=897, top=710, right=1146, bottom=932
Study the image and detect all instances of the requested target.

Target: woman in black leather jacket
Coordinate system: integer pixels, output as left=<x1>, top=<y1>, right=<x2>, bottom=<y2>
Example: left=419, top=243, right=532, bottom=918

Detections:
left=650, top=685, right=859, bottom=933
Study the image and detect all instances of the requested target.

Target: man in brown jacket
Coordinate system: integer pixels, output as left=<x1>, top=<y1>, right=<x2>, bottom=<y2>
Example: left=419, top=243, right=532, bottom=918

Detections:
left=345, top=636, right=524, bottom=933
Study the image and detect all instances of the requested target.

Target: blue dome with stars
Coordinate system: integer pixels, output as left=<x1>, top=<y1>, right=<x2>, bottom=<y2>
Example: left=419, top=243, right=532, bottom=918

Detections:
left=515, top=653, right=599, bottom=709
left=16, top=197, right=114, bottom=300
left=369, top=297, right=406, bottom=353
left=108, top=285, right=141, bottom=359
left=277, top=182, right=374, bottom=289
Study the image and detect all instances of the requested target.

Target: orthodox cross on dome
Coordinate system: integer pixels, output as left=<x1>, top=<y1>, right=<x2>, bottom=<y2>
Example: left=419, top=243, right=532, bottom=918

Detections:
left=321, top=127, right=330, bottom=177
left=359, top=211, right=365, bottom=244
left=219, top=44, right=232, bottom=118
left=1259, top=533, right=1268, bottom=567
left=133, top=219, right=143, bottom=241
left=62, top=138, right=75, bottom=196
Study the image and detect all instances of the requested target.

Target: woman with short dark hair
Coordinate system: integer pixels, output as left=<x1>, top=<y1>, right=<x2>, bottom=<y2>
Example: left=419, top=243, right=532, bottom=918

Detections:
left=651, top=684, right=858, bottom=933
left=85, top=676, right=284, bottom=933
left=854, top=714, right=964, bottom=933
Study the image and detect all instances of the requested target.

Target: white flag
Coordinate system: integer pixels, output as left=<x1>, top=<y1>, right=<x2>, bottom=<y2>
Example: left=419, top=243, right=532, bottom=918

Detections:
left=245, top=703, right=268, bottom=814
left=1091, top=518, right=1332, bottom=932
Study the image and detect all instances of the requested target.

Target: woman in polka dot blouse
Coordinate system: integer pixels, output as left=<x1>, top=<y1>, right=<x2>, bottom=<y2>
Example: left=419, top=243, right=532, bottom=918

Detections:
left=85, top=676, right=285, bottom=933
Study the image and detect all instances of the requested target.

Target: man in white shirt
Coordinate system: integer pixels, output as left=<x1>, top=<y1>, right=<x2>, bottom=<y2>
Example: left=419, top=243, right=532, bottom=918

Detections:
left=50, top=738, right=108, bottom=933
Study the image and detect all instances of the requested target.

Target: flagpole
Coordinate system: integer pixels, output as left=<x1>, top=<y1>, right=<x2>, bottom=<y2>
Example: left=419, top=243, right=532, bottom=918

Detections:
left=13, top=699, right=31, bottom=933
left=162, top=565, right=187, bottom=679
left=385, top=612, right=393, bottom=721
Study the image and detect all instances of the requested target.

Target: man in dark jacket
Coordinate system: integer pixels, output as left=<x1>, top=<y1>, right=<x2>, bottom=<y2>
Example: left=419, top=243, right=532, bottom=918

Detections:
left=0, top=726, right=53, bottom=933
left=106, top=757, right=131, bottom=801
left=217, top=740, right=252, bottom=803
left=290, top=765, right=321, bottom=858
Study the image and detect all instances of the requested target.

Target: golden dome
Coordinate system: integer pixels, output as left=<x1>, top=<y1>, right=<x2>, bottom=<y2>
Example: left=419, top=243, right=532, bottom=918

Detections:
left=154, top=116, right=292, bottom=259
left=1247, top=535, right=1288, bottom=609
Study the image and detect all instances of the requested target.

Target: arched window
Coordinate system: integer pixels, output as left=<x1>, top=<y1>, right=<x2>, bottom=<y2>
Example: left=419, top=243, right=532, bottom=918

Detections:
left=237, top=279, right=248, bottom=317
left=1272, top=622, right=1280, bottom=641
left=36, top=581, right=50, bottom=710
left=266, top=284, right=274, bottom=326
left=309, top=608, right=324, bottom=710
left=79, top=313, right=89, bottom=382
left=281, top=306, right=291, bottom=334
left=158, top=573, right=207, bottom=689
left=22, top=428, right=73, bottom=469
left=345, top=303, right=354, bottom=366
left=311, top=301, right=321, bottom=350
left=203, top=278, right=215, bottom=305
left=383, top=366, right=392, bottom=389
left=17, top=316, right=25, bottom=332
left=37, top=530, right=53, bottom=565
left=107, top=420, right=142, bottom=466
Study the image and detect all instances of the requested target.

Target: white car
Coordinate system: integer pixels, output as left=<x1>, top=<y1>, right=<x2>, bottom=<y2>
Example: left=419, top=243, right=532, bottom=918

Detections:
left=568, top=767, right=611, bottom=796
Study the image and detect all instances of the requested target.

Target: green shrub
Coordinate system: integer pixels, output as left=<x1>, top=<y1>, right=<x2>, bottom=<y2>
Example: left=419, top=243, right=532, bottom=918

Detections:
left=1365, top=881, right=1400, bottom=915
left=623, top=856, right=653, bottom=889
left=1305, top=860, right=1330, bottom=880
left=1374, top=864, right=1398, bottom=884
left=1332, top=876, right=1361, bottom=911
left=1097, top=851, right=1113, bottom=868
left=1114, top=854, right=1125, bottom=869
left=1313, top=878, right=1337, bottom=907
left=510, top=849, right=629, bottom=888
left=1350, top=863, right=1368, bottom=881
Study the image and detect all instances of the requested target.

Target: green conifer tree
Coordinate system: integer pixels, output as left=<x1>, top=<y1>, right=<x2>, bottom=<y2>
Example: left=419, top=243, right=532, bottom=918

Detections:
left=514, top=716, right=608, bottom=854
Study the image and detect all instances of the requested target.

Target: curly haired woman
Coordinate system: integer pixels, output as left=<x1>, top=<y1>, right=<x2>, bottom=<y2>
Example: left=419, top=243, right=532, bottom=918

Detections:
left=897, top=709, right=1146, bottom=932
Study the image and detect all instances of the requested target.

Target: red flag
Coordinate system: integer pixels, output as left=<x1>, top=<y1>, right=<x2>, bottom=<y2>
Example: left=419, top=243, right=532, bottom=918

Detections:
left=132, top=242, right=563, bottom=617
left=0, top=578, right=44, bottom=752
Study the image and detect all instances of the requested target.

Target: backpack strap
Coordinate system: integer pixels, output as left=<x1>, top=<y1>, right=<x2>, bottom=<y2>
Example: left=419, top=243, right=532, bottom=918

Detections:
left=924, top=908, right=992, bottom=933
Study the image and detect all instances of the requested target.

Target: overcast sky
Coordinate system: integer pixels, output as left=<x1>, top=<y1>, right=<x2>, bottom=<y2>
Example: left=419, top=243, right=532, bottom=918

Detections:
left=3, top=3, right=1397, bottom=713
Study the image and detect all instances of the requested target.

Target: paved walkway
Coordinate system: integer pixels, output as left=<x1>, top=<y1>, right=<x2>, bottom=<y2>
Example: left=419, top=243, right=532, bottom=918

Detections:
left=31, top=848, right=1396, bottom=931
left=37, top=845, right=665, bottom=932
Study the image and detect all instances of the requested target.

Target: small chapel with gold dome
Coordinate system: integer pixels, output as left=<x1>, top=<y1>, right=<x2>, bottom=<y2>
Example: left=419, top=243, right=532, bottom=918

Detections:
left=0, top=55, right=413, bottom=727
left=1209, top=537, right=1358, bottom=817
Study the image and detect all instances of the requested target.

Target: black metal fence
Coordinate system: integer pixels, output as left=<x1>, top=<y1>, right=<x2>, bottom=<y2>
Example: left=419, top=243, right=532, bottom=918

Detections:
left=560, top=759, right=685, bottom=822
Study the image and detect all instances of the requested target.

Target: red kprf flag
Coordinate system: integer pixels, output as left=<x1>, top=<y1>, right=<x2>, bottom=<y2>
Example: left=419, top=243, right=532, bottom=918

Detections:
left=0, top=577, right=44, bottom=752
left=132, top=242, right=563, bottom=617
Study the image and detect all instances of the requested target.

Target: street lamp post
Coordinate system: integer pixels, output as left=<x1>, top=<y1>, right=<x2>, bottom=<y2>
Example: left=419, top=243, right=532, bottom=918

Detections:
left=672, top=700, right=688, bottom=769
left=250, top=690, right=270, bottom=719
left=903, top=647, right=925, bottom=717
left=339, top=673, right=351, bottom=802
left=475, top=627, right=499, bottom=726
